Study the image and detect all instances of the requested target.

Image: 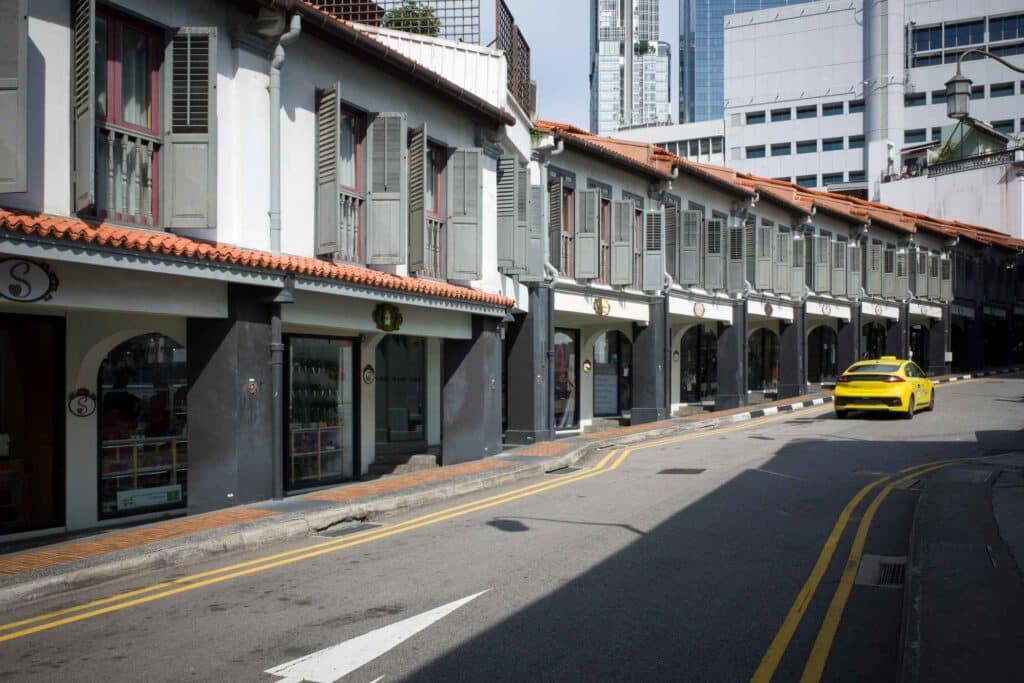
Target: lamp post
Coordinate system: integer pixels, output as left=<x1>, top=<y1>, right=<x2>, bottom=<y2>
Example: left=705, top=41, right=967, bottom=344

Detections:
left=945, top=49, right=1024, bottom=120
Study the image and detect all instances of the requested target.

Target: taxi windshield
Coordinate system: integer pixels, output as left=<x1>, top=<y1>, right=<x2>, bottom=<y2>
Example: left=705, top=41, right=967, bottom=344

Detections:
left=850, top=363, right=901, bottom=373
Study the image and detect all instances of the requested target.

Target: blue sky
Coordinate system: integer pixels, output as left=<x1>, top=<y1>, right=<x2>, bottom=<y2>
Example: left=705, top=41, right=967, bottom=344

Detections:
left=508, top=0, right=679, bottom=130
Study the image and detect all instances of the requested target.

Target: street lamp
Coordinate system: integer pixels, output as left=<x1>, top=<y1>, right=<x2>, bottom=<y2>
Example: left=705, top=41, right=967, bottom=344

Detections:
left=945, top=49, right=1024, bottom=120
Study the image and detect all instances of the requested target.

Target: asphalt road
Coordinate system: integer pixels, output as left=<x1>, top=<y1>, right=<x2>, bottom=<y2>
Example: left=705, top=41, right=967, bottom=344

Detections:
left=1, top=376, right=1021, bottom=682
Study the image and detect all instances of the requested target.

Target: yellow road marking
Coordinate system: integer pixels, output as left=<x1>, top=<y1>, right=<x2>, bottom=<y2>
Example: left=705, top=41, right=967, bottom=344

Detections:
left=798, top=461, right=951, bottom=683
left=0, top=409, right=818, bottom=643
left=750, top=457, right=961, bottom=683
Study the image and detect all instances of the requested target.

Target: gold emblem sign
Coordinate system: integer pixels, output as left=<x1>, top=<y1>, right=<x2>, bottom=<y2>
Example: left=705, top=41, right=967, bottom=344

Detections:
left=594, top=298, right=611, bottom=316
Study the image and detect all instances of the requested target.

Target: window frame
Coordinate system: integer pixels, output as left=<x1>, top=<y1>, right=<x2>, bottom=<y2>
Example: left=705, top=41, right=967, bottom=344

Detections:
left=822, top=137, right=844, bottom=152
left=338, top=104, right=366, bottom=195
left=821, top=102, right=843, bottom=117
left=425, top=140, right=445, bottom=218
left=796, top=105, right=817, bottom=119
left=96, top=9, right=162, bottom=139
left=746, top=145, right=766, bottom=159
left=796, top=139, right=817, bottom=155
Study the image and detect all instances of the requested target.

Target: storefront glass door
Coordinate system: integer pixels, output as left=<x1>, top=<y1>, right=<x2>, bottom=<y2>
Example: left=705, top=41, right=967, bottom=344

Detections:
left=680, top=326, right=717, bottom=403
left=375, top=336, right=427, bottom=450
left=592, top=331, right=631, bottom=417
left=862, top=322, right=887, bottom=360
left=286, top=337, right=356, bottom=489
left=553, top=328, right=579, bottom=429
left=0, top=314, right=64, bottom=534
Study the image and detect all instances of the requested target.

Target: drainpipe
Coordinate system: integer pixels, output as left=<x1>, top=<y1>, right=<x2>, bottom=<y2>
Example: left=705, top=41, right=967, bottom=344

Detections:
left=269, top=13, right=301, bottom=254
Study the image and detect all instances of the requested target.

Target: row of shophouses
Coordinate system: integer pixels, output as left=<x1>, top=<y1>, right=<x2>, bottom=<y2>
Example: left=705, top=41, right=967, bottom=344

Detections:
left=1, top=0, right=1023, bottom=538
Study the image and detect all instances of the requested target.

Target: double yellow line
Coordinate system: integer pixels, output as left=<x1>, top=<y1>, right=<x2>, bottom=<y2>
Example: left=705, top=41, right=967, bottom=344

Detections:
left=751, top=458, right=956, bottom=683
left=0, top=411, right=808, bottom=644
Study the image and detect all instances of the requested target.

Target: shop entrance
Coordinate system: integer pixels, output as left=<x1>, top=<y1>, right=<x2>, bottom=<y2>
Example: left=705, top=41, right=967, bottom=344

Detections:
left=592, top=331, right=632, bottom=417
left=0, top=314, right=64, bottom=535
left=554, top=328, right=579, bottom=430
left=910, top=324, right=930, bottom=373
left=680, top=325, right=717, bottom=403
left=748, top=328, right=780, bottom=393
left=807, top=325, right=839, bottom=384
left=375, top=336, right=427, bottom=453
left=862, top=321, right=887, bottom=360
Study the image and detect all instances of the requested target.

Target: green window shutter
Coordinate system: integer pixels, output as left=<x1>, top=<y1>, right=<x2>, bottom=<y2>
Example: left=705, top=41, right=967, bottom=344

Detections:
left=574, top=188, right=600, bottom=280
left=71, top=0, right=95, bottom=211
left=610, top=199, right=633, bottom=286
left=511, top=163, right=529, bottom=273
left=446, top=147, right=482, bottom=280
left=407, top=122, right=428, bottom=272
left=642, top=209, right=665, bottom=292
left=164, top=27, right=217, bottom=230
left=678, top=210, right=702, bottom=286
left=755, top=223, right=773, bottom=290
left=704, top=217, right=724, bottom=290
left=521, top=184, right=545, bottom=282
left=314, top=83, right=341, bottom=257
left=495, top=155, right=516, bottom=269
left=0, top=0, right=27, bottom=193
left=365, top=112, right=407, bottom=265
left=548, top=178, right=563, bottom=274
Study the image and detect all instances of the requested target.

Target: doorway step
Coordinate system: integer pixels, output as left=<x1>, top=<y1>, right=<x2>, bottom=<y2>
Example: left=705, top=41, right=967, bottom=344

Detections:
left=367, top=453, right=439, bottom=477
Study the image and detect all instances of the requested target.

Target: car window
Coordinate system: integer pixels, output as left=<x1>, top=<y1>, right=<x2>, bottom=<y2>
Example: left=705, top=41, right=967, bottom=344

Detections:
left=850, top=363, right=901, bottom=373
left=909, top=363, right=924, bottom=378
left=905, top=364, right=918, bottom=378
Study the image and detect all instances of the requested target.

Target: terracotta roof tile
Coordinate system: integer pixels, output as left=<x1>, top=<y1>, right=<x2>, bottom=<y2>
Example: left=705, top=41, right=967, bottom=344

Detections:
left=535, top=120, right=674, bottom=180
left=0, top=209, right=514, bottom=308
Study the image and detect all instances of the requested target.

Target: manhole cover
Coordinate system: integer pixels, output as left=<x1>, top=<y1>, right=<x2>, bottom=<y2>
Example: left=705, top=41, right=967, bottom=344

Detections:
left=658, top=468, right=706, bottom=475
left=855, top=554, right=907, bottom=588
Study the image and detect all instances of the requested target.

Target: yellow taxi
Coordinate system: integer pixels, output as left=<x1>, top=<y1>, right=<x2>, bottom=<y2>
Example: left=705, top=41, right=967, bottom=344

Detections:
left=833, top=356, right=934, bottom=419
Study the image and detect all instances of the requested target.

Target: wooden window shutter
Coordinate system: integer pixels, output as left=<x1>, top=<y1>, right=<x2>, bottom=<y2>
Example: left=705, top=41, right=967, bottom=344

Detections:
left=511, top=163, right=529, bottom=273
left=744, top=216, right=756, bottom=285
left=445, top=147, right=482, bottom=280
left=365, top=112, right=407, bottom=265
left=664, top=203, right=678, bottom=281
left=867, top=242, right=882, bottom=295
left=895, top=249, right=908, bottom=297
left=679, top=210, right=701, bottom=285
left=928, top=253, right=940, bottom=299
left=940, top=254, right=952, bottom=302
left=642, top=209, right=665, bottom=291
left=774, top=229, right=791, bottom=293
left=0, top=0, right=27, bottom=193
left=831, top=239, right=847, bottom=296
left=848, top=242, right=861, bottom=296
left=791, top=234, right=806, bottom=299
left=755, top=222, right=772, bottom=290
left=574, top=188, right=600, bottom=280
left=314, top=83, right=341, bottom=257
left=548, top=178, right=563, bottom=274
left=610, top=199, right=634, bottom=286
left=726, top=218, right=745, bottom=293
left=71, top=0, right=95, bottom=211
left=163, top=27, right=217, bottom=230
left=407, top=123, right=428, bottom=272
left=704, top=217, right=724, bottom=290
left=521, top=184, right=545, bottom=282
left=496, top=155, right=517, bottom=269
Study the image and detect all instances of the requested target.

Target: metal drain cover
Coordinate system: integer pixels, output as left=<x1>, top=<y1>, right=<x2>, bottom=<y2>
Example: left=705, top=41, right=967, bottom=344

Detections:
left=659, top=468, right=706, bottom=475
left=855, top=554, right=907, bottom=588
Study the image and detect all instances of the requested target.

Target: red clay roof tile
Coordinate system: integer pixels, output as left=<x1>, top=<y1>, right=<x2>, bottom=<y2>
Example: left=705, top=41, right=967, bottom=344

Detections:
left=0, top=209, right=514, bottom=308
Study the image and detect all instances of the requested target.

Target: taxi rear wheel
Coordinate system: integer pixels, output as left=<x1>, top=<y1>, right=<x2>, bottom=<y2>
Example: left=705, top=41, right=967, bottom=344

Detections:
left=904, top=396, right=915, bottom=420
left=924, top=390, right=935, bottom=411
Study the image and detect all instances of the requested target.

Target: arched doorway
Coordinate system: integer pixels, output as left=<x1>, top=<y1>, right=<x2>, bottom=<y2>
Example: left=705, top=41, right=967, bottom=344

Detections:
left=98, top=333, right=187, bottom=519
left=553, top=328, right=579, bottom=429
left=680, top=325, right=717, bottom=403
left=748, top=328, right=779, bottom=392
left=862, top=322, right=887, bottom=359
left=951, top=322, right=968, bottom=372
left=807, top=326, right=839, bottom=384
left=910, top=324, right=930, bottom=373
left=592, top=331, right=632, bottom=417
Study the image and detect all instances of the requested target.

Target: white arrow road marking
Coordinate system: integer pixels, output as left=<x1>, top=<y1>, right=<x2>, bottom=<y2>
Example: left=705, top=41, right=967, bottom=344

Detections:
left=265, top=590, right=489, bottom=683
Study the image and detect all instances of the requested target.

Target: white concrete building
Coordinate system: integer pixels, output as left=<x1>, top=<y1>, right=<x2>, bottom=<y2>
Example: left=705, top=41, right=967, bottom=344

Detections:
left=611, top=119, right=727, bottom=165
left=722, top=0, right=1024, bottom=197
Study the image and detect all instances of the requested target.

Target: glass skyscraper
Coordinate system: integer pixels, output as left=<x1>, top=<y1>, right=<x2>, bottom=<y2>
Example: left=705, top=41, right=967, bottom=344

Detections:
left=679, top=0, right=812, bottom=122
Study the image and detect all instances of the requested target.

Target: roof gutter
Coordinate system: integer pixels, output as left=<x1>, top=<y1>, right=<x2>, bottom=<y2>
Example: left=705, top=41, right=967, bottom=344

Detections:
left=256, top=0, right=516, bottom=127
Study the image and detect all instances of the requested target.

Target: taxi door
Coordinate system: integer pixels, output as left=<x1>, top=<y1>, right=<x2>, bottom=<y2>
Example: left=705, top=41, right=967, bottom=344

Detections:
left=906, top=362, right=927, bottom=405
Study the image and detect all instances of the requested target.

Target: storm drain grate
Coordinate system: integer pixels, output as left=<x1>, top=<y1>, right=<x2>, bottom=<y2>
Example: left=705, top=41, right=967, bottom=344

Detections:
left=855, top=554, right=907, bottom=588
left=545, top=466, right=580, bottom=475
left=659, top=468, right=706, bottom=475
left=318, top=522, right=381, bottom=538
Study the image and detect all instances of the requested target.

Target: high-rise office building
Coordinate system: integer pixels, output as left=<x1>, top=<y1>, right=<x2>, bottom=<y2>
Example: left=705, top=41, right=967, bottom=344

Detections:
left=591, top=0, right=673, bottom=134
left=679, top=0, right=814, bottom=123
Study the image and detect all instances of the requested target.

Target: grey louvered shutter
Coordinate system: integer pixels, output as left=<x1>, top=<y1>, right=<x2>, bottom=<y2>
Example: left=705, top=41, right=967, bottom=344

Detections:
left=446, top=147, right=482, bottom=280
left=164, top=27, right=217, bottom=229
left=511, top=164, right=529, bottom=273
left=610, top=199, right=633, bottom=285
left=940, top=254, right=952, bottom=302
left=744, top=216, right=756, bottom=285
left=813, top=235, right=830, bottom=292
left=867, top=242, right=882, bottom=295
left=496, top=155, right=517, bottom=269
left=896, top=249, right=908, bottom=297
left=848, top=242, right=861, bottom=295
left=831, top=239, right=847, bottom=295
left=548, top=178, right=563, bottom=274
left=881, top=246, right=895, bottom=297
left=315, top=83, right=341, bottom=256
left=71, top=0, right=95, bottom=211
left=910, top=248, right=924, bottom=296
left=0, top=0, right=27, bottom=193
left=704, top=218, right=724, bottom=290
left=664, top=203, right=678, bottom=280
left=774, top=229, right=791, bottom=293
left=642, top=210, right=665, bottom=291
left=521, top=184, right=545, bottom=282
left=726, top=218, right=745, bottom=293
left=407, top=123, right=428, bottom=272
left=755, top=223, right=773, bottom=291
left=679, top=210, right=701, bottom=285
left=574, top=188, right=600, bottom=280
left=791, top=234, right=805, bottom=298
left=365, top=112, right=407, bottom=265
left=928, top=253, right=940, bottom=299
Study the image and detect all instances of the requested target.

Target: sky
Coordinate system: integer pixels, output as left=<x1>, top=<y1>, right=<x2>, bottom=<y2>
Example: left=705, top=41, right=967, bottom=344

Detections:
left=508, top=0, right=679, bottom=130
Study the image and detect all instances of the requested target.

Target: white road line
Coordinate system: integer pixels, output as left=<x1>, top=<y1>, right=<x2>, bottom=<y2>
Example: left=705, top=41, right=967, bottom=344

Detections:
left=265, top=591, right=488, bottom=683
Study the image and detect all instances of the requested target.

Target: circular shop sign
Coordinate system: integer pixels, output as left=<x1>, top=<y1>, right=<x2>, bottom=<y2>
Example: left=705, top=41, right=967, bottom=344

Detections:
left=764, top=302, right=774, bottom=317
left=67, top=388, right=97, bottom=418
left=0, top=258, right=58, bottom=303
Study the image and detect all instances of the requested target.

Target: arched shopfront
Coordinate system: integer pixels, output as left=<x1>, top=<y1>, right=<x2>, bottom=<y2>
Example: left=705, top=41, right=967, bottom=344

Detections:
left=807, top=325, right=839, bottom=384
left=97, top=333, right=187, bottom=519
left=862, top=322, right=887, bottom=360
left=748, top=328, right=779, bottom=392
left=910, top=324, right=930, bottom=373
left=592, top=331, right=632, bottom=417
left=553, top=328, right=579, bottom=430
left=680, top=325, right=717, bottom=403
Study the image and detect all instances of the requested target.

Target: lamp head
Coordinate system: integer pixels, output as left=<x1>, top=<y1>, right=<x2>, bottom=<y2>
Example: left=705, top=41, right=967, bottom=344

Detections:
left=945, top=72, right=972, bottom=120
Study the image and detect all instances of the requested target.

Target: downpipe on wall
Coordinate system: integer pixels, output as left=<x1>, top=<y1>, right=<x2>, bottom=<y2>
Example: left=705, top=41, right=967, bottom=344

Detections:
left=269, top=12, right=301, bottom=254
